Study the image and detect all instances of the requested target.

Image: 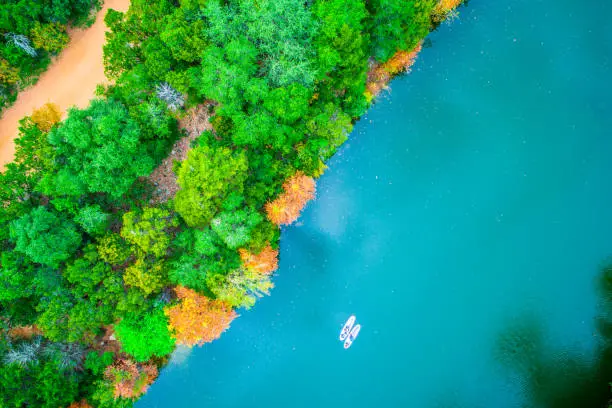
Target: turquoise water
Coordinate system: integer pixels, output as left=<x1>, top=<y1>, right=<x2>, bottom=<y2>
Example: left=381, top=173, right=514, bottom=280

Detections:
left=138, top=0, right=612, bottom=406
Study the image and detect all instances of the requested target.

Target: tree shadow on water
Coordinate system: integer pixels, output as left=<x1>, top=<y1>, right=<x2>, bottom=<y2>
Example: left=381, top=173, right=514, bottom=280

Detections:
left=493, top=264, right=612, bottom=408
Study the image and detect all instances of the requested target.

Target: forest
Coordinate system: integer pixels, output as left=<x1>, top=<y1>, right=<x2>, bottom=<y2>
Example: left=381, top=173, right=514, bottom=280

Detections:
left=0, top=0, right=460, bottom=406
left=0, top=0, right=102, bottom=113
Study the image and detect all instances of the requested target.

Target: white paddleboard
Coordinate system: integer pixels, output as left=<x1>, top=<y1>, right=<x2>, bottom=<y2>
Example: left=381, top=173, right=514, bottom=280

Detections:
left=339, top=315, right=356, bottom=341
left=343, top=324, right=361, bottom=349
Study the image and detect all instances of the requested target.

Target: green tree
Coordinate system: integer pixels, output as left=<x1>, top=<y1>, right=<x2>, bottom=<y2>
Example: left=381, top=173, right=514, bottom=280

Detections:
left=96, top=233, right=132, bottom=266
left=168, top=255, right=210, bottom=293
left=159, top=11, right=207, bottom=63
left=115, top=307, right=175, bottom=362
left=64, top=245, right=111, bottom=298
left=36, top=289, right=110, bottom=343
left=175, top=146, right=248, bottom=227
left=0, top=356, right=81, bottom=408
left=262, top=83, right=311, bottom=123
left=203, top=0, right=318, bottom=87
left=10, top=206, right=82, bottom=268
left=304, top=102, right=353, bottom=161
left=35, top=291, right=73, bottom=341
left=192, top=39, right=258, bottom=112
left=84, top=351, right=114, bottom=376
left=211, top=208, right=263, bottom=249
left=74, top=204, right=110, bottom=236
left=366, top=0, right=435, bottom=61
left=0, top=251, right=35, bottom=301
left=35, top=246, right=125, bottom=342
left=169, top=228, right=241, bottom=293
left=311, top=0, right=369, bottom=115
left=103, top=9, right=141, bottom=79
left=142, top=37, right=173, bottom=80
left=40, top=98, right=155, bottom=198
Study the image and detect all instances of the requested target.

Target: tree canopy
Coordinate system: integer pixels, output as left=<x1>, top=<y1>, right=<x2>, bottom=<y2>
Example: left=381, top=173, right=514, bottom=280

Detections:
left=10, top=206, right=81, bottom=268
left=165, top=286, right=237, bottom=346
left=115, top=307, right=175, bottom=362
left=174, top=145, right=248, bottom=227
left=40, top=99, right=156, bottom=198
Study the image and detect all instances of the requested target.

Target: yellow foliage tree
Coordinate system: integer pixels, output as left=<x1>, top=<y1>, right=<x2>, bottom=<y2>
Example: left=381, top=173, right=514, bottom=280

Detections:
left=0, top=58, right=19, bottom=85
left=123, top=257, right=166, bottom=296
left=31, top=102, right=62, bottom=132
left=165, top=286, right=237, bottom=346
left=265, top=171, right=316, bottom=225
left=30, top=22, right=69, bottom=53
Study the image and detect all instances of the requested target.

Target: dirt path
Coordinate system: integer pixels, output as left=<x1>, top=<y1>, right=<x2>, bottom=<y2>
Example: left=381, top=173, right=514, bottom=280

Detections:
left=0, top=0, right=130, bottom=168
left=149, top=104, right=215, bottom=204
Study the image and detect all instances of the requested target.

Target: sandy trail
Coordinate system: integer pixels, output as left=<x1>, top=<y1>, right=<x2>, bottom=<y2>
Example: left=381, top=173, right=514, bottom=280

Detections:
left=0, top=0, right=130, bottom=168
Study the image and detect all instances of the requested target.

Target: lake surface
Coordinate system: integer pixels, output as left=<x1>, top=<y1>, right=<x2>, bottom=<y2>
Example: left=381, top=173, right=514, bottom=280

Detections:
left=137, top=0, right=612, bottom=406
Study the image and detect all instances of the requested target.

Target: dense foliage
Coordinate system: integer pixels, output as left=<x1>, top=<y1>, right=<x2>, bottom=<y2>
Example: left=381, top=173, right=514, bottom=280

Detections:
left=0, top=0, right=102, bottom=112
left=115, top=308, right=175, bottom=362
left=0, top=0, right=454, bottom=405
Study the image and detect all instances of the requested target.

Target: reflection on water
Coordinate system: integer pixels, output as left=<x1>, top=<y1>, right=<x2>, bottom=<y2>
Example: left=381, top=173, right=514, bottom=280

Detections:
left=493, top=264, right=612, bottom=408
left=168, top=345, right=194, bottom=367
left=495, top=316, right=545, bottom=382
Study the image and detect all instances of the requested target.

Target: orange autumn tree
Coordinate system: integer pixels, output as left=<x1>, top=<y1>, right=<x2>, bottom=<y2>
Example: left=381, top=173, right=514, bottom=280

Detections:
left=31, top=102, right=62, bottom=132
left=239, top=244, right=279, bottom=275
left=265, top=171, right=316, bottom=225
left=366, top=44, right=422, bottom=99
left=104, top=358, right=158, bottom=399
left=433, top=0, right=463, bottom=21
left=165, top=286, right=237, bottom=346
left=385, top=44, right=423, bottom=76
